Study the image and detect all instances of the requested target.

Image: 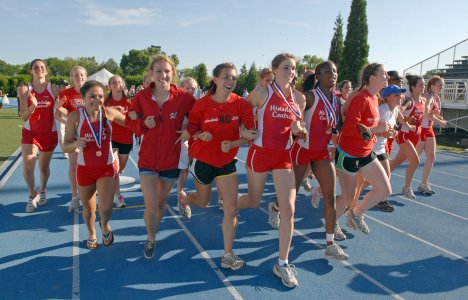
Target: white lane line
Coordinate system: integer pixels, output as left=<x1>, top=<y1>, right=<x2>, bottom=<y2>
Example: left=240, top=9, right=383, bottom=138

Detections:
left=167, top=206, right=243, bottom=300
left=364, top=214, right=468, bottom=264
left=436, top=150, right=468, bottom=160
left=0, top=153, right=22, bottom=191
left=72, top=211, right=80, bottom=300
left=431, top=169, right=468, bottom=180
left=129, top=156, right=242, bottom=299
left=394, top=194, right=468, bottom=221
left=391, top=172, right=468, bottom=196
left=257, top=207, right=404, bottom=300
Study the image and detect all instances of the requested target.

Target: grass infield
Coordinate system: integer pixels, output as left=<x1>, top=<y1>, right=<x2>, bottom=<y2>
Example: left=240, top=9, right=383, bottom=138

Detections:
left=0, top=108, right=22, bottom=167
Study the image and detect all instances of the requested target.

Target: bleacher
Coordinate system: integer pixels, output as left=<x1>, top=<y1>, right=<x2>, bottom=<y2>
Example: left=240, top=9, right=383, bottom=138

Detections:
left=439, top=56, right=468, bottom=78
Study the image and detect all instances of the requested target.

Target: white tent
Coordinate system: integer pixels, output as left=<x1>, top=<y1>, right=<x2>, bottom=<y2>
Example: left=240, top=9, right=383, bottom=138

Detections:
left=87, top=68, right=114, bottom=85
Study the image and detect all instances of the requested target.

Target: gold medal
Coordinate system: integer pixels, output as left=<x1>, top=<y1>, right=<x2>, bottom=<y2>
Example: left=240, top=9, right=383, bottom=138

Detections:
left=96, top=150, right=102, bottom=157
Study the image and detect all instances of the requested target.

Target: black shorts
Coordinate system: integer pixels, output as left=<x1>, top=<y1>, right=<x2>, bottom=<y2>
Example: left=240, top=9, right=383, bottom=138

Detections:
left=334, top=146, right=376, bottom=175
left=376, top=153, right=389, bottom=161
left=189, top=159, right=237, bottom=185
left=112, top=141, right=133, bottom=155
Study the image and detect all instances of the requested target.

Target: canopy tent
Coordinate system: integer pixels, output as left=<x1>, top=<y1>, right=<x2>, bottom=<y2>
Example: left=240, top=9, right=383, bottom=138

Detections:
left=87, top=68, right=114, bottom=85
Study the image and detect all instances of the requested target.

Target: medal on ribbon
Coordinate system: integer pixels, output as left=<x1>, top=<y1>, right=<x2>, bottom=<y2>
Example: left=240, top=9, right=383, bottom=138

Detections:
left=83, top=108, right=103, bottom=157
left=272, top=82, right=302, bottom=120
left=316, top=87, right=338, bottom=133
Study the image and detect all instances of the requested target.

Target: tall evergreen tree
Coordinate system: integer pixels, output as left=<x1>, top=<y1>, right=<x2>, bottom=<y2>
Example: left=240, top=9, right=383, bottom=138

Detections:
left=328, top=13, right=344, bottom=73
left=341, top=0, right=369, bottom=84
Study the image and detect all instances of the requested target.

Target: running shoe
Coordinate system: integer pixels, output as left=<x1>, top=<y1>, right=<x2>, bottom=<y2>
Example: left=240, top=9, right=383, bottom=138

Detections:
left=345, top=209, right=370, bottom=234
left=334, top=223, right=347, bottom=241
left=268, top=202, right=280, bottom=229
left=310, top=187, right=321, bottom=208
left=376, top=199, right=394, bottom=212
left=301, top=178, right=312, bottom=192
left=143, top=240, right=156, bottom=259
left=417, top=183, right=435, bottom=195
left=221, top=252, right=245, bottom=270
left=178, top=193, right=191, bottom=220
left=218, top=197, right=224, bottom=211
left=26, top=194, right=40, bottom=213
left=38, top=191, right=47, bottom=206
left=325, top=243, right=349, bottom=261
left=273, top=263, right=298, bottom=288
left=114, top=194, right=127, bottom=208
left=68, top=196, right=80, bottom=212
left=402, top=185, right=416, bottom=199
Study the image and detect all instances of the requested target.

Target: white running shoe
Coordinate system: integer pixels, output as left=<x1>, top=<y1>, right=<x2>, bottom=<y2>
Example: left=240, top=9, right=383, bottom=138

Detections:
left=334, top=223, right=347, bottom=241
left=301, top=178, right=312, bottom=192
left=311, top=187, right=321, bottom=208
left=402, top=185, right=416, bottom=199
left=417, top=183, right=435, bottom=195
left=26, top=194, right=40, bottom=213
left=273, top=263, right=298, bottom=288
left=268, top=202, right=280, bottom=229
left=68, top=196, right=80, bottom=212
left=325, top=243, right=349, bottom=261
left=38, top=191, right=47, bottom=206
left=114, top=194, right=127, bottom=208
left=218, top=197, right=224, bottom=211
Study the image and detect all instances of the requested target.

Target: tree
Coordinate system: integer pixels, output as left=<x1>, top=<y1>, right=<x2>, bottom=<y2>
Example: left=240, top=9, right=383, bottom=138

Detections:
left=120, top=46, right=163, bottom=76
left=328, top=13, right=344, bottom=72
left=99, top=58, right=122, bottom=75
left=235, top=64, right=249, bottom=95
left=191, top=63, right=209, bottom=89
left=341, top=0, right=369, bottom=84
left=297, top=55, right=324, bottom=78
left=245, top=63, right=259, bottom=92
left=0, top=59, right=21, bottom=75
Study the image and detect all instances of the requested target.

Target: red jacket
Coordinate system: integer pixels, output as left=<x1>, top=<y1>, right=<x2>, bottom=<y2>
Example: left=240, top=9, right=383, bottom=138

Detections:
left=126, top=84, right=196, bottom=171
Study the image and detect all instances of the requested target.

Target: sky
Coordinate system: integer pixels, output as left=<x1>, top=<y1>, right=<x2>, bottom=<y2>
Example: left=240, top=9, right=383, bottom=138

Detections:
left=1, top=0, right=468, bottom=77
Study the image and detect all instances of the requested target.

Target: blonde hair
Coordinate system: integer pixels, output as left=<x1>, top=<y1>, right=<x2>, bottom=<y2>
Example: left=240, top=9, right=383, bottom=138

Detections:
left=180, top=76, right=198, bottom=88
left=148, top=54, right=178, bottom=83
left=69, top=66, right=88, bottom=80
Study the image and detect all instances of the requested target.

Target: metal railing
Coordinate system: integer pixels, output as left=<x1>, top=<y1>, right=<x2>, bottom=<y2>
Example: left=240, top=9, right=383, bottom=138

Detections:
left=403, top=38, right=468, bottom=77
left=440, top=79, right=468, bottom=105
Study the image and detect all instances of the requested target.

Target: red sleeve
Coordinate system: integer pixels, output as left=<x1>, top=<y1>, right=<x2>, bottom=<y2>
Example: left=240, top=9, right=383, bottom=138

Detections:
left=186, top=101, right=202, bottom=136
left=125, top=93, right=148, bottom=137
left=240, top=99, right=255, bottom=129
left=344, top=94, right=367, bottom=135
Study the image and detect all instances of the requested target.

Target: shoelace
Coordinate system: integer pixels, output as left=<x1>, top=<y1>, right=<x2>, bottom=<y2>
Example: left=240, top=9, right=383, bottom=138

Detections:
left=283, top=264, right=297, bottom=277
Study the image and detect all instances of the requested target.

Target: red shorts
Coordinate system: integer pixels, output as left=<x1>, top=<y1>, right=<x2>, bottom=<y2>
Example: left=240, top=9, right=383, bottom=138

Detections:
left=396, top=130, right=420, bottom=146
left=22, top=128, right=58, bottom=152
left=420, top=127, right=435, bottom=142
left=246, top=144, right=292, bottom=173
left=290, top=142, right=329, bottom=166
left=76, top=164, right=116, bottom=186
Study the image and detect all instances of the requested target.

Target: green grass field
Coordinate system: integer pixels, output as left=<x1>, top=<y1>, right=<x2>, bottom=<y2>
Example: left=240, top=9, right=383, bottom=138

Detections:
left=0, top=107, right=22, bottom=167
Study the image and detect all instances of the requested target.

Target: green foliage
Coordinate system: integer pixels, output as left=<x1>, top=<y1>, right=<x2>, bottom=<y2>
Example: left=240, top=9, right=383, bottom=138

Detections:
left=245, top=63, right=259, bottom=92
left=341, top=0, right=369, bottom=84
left=99, top=58, right=122, bottom=75
left=328, top=13, right=344, bottom=73
left=0, top=59, right=22, bottom=75
left=297, top=55, right=325, bottom=78
left=124, top=75, right=144, bottom=90
left=191, top=63, right=210, bottom=89
left=120, top=45, right=163, bottom=76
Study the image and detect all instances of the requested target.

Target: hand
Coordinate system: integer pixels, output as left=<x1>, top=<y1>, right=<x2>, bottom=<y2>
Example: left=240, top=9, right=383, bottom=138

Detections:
left=406, top=116, right=417, bottom=125
left=54, top=97, right=65, bottom=110
left=357, top=123, right=372, bottom=139
left=144, top=116, right=156, bottom=128
left=240, top=128, right=258, bottom=140
left=113, top=106, right=124, bottom=113
left=175, top=129, right=191, bottom=144
left=198, top=131, right=212, bottom=142
left=221, top=141, right=233, bottom=153
left=440, top=120, right=448, bottom=128
left=409, top=125, right=416, bottom=132
left=128, top=111, right=139, bottom=120
left=29, top=94, right=38, bottom=109
left=75, top=137, right=87, bottom=149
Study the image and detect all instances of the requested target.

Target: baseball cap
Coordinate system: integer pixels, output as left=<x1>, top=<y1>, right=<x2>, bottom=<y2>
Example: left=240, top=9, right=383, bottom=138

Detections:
left=382, top=85, right=406, bottom=98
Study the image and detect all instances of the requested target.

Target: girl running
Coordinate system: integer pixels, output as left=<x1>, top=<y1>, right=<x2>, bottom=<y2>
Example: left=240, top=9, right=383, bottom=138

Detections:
left=106, top=75, right=134, bottom=208
left=177, top=62, right=255, bottom=271
left=335, top=63, right=393, bottom=235
left=19, top=59, right=60, bottom=213
left=390, top=74, right=426, bottom=199
left=416, top=76, right=447, bottom=194
left=63, top=80, right=126, bottom=249
left=55, top=66, right=87, bottom=212
left=126, top=55, right=196, bottom=259
left=291, top=61, right=348, bottom=260
left=237, top=53, right=307, bottom=288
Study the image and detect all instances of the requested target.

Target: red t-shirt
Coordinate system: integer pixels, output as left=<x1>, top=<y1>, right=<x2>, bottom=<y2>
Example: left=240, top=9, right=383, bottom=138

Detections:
left=59, top=87, right=83, bottom=112
left=339, top=88, right=379, bottom=157
left=187, top=93, right=255, bottom=168
left=106, top=96, right=133, bottom=144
